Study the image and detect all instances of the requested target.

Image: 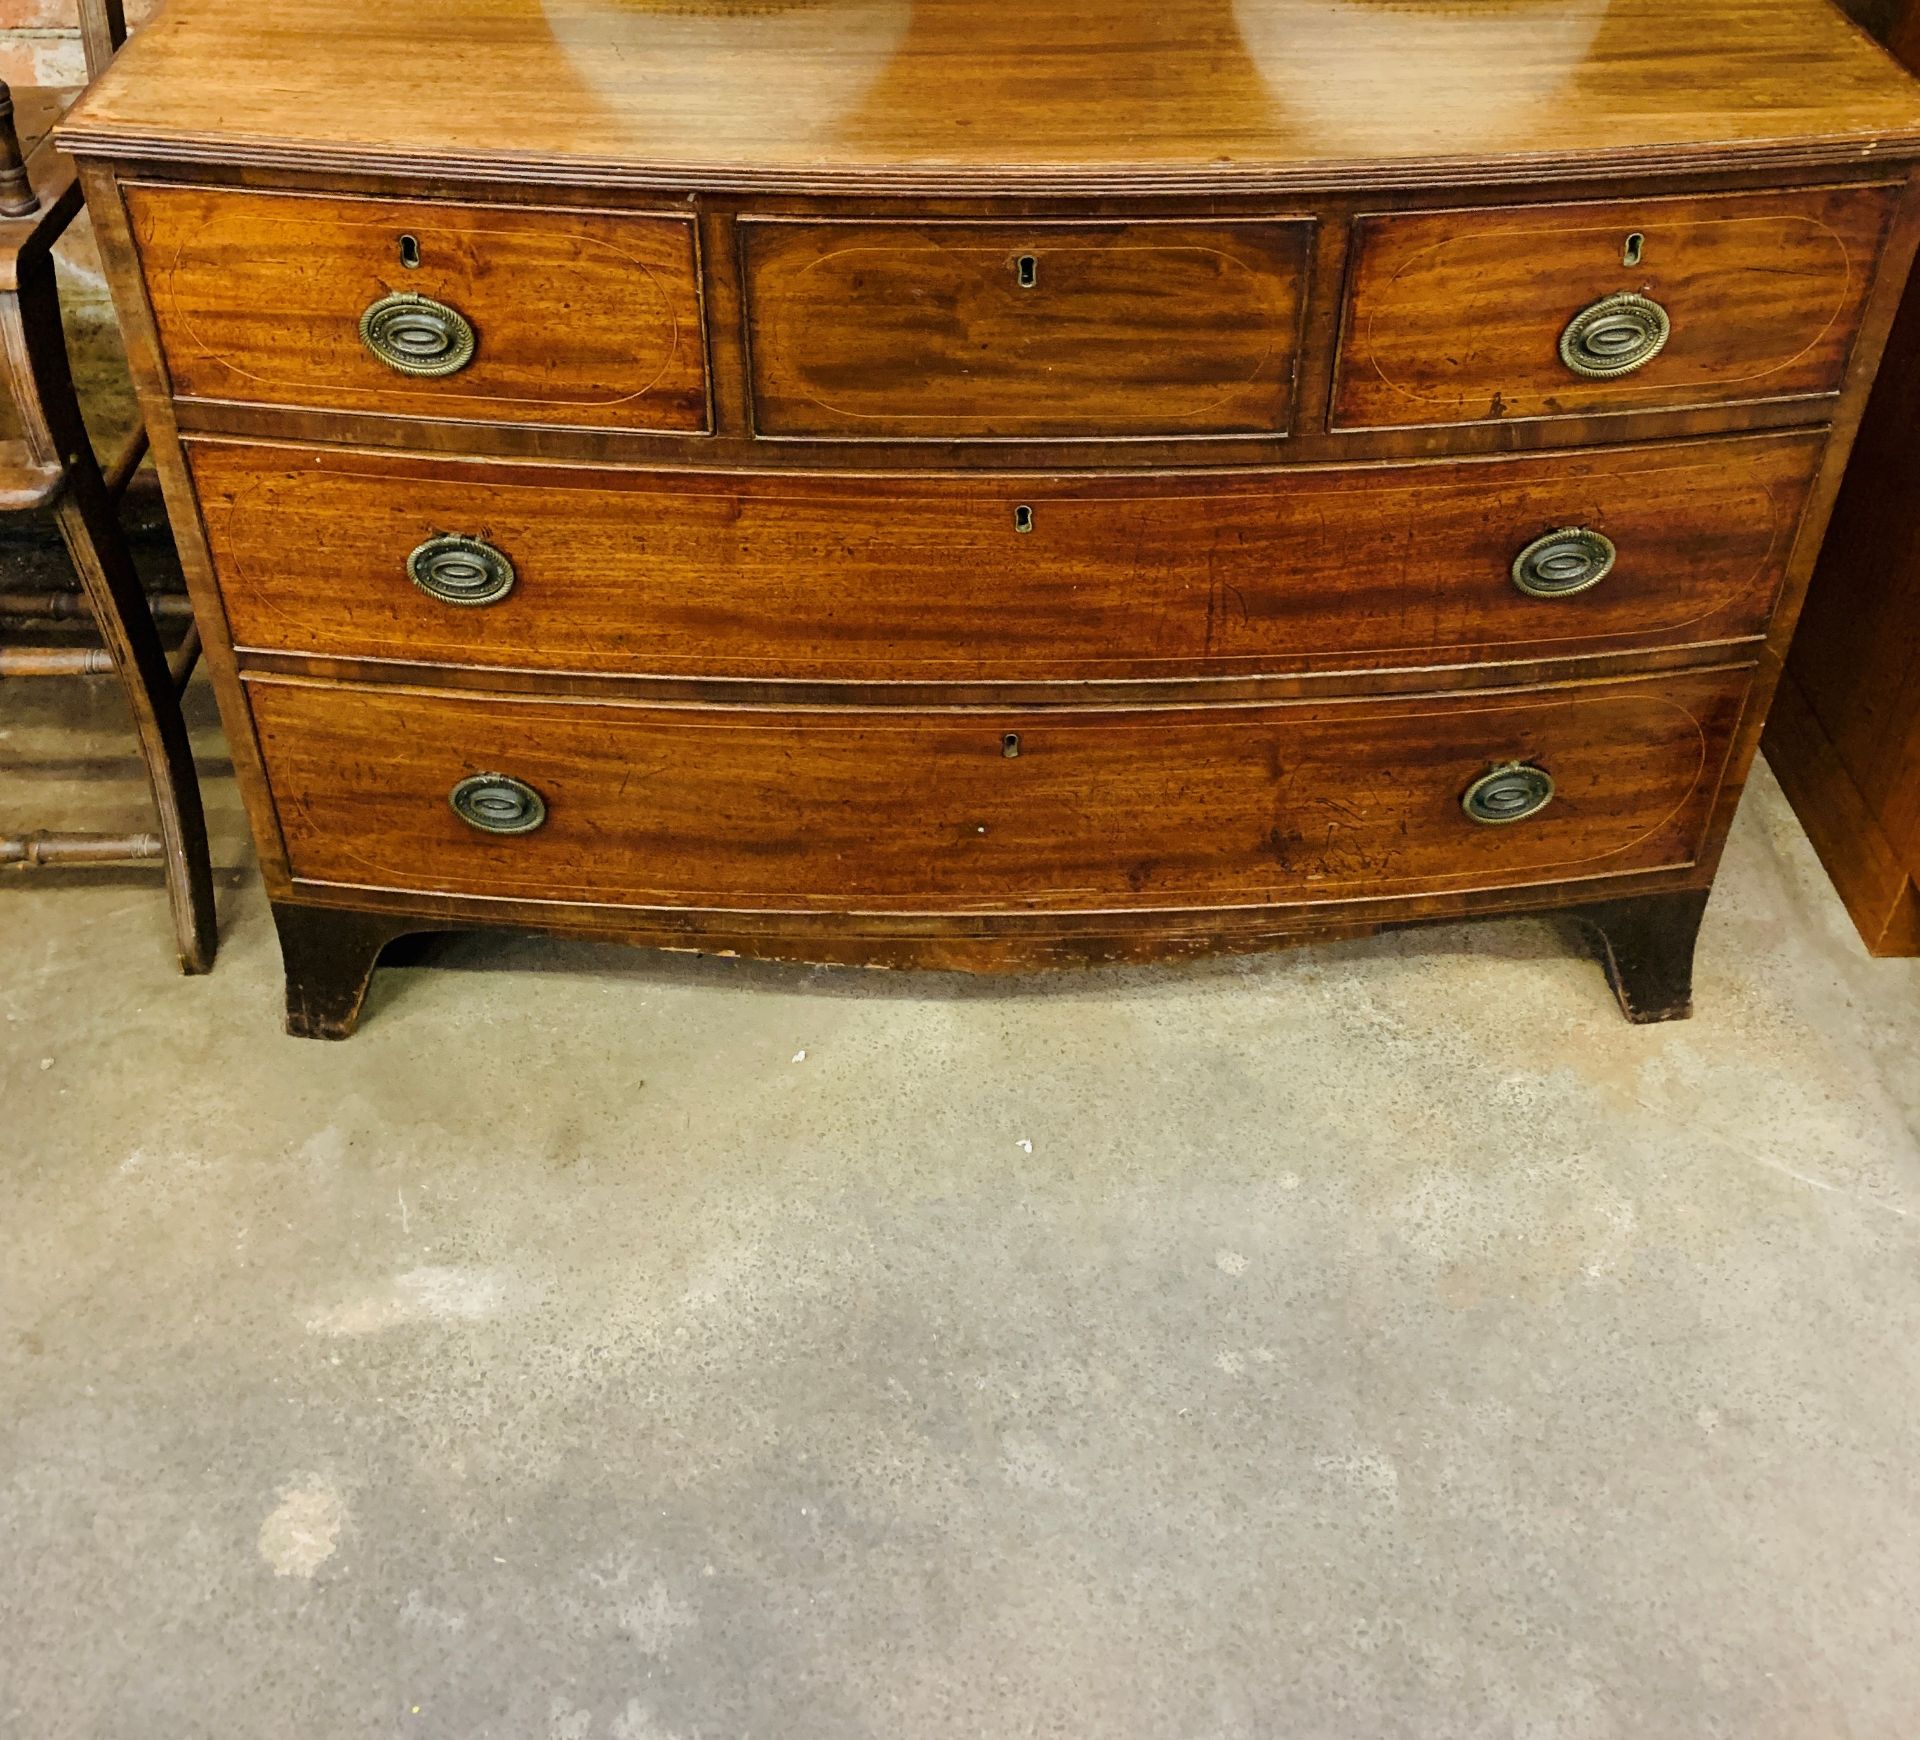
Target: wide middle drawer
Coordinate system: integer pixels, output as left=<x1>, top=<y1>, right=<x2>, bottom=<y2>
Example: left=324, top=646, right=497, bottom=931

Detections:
left=191, top=433, right=1821, bottom=683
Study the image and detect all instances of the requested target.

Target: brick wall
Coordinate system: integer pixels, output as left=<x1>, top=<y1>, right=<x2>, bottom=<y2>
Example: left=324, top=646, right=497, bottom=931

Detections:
left=0, top=0, right=160, bottom=87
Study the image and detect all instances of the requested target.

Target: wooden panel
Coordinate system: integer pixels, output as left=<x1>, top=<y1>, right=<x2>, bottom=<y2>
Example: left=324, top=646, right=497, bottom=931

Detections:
left=740, top=219, right=1308, bottom=439
left=124, top=184, right=709, bottom=432
left=1768, top=189, right=1920, bottom=953
left=57, top=0, right=1920, bottom=197
left=1779, top=242, right=1920, bottom=843
left=192, top=433, right=1819, bottom=683
left=1764, top=674, right=1920, bottom=955
left=1333, top=185, right=1900, bottom=430
left=250, top=669, right=1749, bottom=914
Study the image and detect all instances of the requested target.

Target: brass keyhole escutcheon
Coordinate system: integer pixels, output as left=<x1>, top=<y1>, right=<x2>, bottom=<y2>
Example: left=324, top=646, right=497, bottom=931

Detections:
left=1621, top=230, right=1644, bottom=268
left=1511, top=527, right=1617, bottom=599
left=407, top=534, right=516, bottom=607
left=360, top=291, right=477, bottom=377
left=449, top=773, right=547, bottom=835
left=1461, top=762, right=1555, bottom=826
left=398, top=233, right=422, bottom=269
left=1016, top=253, right=1038, bottom=289
left=1002, top=732, right=1022, bottom=759
left=1013, top=504, right=1034, bottom=533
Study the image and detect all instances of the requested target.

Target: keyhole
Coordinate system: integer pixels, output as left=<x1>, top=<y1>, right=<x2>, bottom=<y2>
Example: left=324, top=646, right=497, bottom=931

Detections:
left=1016, top=254, right=1038, bottom=289
left=1002, top=732, right=1022, bottom=759
left=399, top=233, right=422, bottom=269
left=1013, top=504, right=1034, bottom=533
left=1622, top=231, right=1644, bottom=268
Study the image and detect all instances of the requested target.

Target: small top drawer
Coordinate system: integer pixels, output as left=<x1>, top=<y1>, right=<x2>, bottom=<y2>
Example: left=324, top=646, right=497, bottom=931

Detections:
left=1332, top=184, right=1900, bottom=431
left=124, top=185, right=710, bottom=433
left=740, top=218, right=1310, bottom=441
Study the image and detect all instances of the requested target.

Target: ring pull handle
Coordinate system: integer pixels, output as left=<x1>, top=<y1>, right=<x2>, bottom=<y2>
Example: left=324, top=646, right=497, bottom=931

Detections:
left=449, top=773, right=547, bottom=835
left=408, top=534, right=516, bottom=607
left=1462, top=762, right=1555, bottom=826
left=360, top=292, right=477, bottom=377
left=1558, top=292, right=1670, bottom=379
left=1511, top=527, right=1616, bottom=599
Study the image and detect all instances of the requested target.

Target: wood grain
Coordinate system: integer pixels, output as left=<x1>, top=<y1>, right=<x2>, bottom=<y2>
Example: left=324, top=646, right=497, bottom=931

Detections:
left=55, top=0, right=1920, bottom=1022
left=56, top=0, right=1920, bottom=195
left=125, top=182, right=710, bottom=433
left=249, top=667, right=1750, bottom=915
left=191, top=432, right=1822, bottom=683
left=1765, top=672, right=1920, bottom=955
left=1334, top=184, right=1901, bottom=430
left=740, top=218, right=1307, bottom=440
left=1766, top=156, right=1920, bottom=950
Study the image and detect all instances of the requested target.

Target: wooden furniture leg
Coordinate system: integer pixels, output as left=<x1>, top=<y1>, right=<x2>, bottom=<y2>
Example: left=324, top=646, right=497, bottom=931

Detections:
left=4, top=245, right=216, bottom=971
left=0, top=81, right=40, bottom=216
left=1568, top=889, right=1712, bottom=1024
left=273, top=901, right=435, bottom=1039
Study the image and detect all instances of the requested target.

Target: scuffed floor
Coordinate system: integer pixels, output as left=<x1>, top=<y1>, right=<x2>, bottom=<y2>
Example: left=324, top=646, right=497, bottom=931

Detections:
left=3, top=662, right=1919, bottom=1739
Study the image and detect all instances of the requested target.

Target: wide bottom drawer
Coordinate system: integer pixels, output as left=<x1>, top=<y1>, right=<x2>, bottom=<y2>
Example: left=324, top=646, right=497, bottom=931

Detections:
left=250, top=669, right=1749, bottom=914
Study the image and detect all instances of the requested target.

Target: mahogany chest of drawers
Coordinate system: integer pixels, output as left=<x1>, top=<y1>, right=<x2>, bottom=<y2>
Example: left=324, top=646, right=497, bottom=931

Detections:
left=57, top=0, right=1920, bottom=1036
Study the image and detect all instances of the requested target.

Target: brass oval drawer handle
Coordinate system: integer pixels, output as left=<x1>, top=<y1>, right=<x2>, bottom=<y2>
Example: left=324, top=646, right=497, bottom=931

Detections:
left=360, top=292, right=477, bottom=377
left=408, top=534, right=515, bottom=607
left=1558, top=291, right=1670, bottom=379
left=1462, top=762, right=1555, bottom=826
left=1511, top=526, right=1616, bottom=599
left=449, top=773, right=546, bottom=835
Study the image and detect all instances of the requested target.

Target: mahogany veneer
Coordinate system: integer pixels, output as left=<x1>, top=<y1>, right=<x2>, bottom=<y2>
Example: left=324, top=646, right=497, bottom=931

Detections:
left=1765, top=0, right=1920, bottom=956
left=57, top=0, right=1920, bottom=1034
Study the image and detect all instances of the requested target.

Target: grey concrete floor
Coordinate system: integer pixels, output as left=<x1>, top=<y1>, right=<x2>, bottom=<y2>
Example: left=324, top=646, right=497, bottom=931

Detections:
left=3, top=659, right=1919, bottom=1740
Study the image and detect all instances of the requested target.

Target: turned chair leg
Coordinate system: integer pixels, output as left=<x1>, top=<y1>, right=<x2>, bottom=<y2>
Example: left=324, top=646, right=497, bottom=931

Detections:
left=4, top=246, right=218, bottom=973
left=273, top=901, right=435, bottom=1039
left=1568, top=888, right=1712, bottom=1024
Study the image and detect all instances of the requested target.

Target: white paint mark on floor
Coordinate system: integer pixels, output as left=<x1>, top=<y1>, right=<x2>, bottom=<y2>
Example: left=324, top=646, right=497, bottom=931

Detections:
left=618, top=1580, right=698, bottom=1656
left=1215, top=1249, right=1248, bottom=1275
left=1000, top=1433, right=1082, bottom=1496
left=399, top=1590, right=466, bottom=1633
left=612, top=1701, right=686, bottom=1740
left=257, top=1477, right=346, bottom=1579
left=306, top=1265, right=510, bottom=1335
left=1315, top=1450, right=1401, bottom=1507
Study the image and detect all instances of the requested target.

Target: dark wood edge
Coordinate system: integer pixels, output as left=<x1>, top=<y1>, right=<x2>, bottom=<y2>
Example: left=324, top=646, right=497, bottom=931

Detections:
left=1693, top=161, right=1920, bottom=884
left=0, top=140, right=82, bottom=291
left=226, top=639, right=1768, bottom=708
left=116, top=174, right=707, bottom=220
left=77, top=158, right=295, bottom=896
left=1567, top=888, right=1712, bottom=1022
left=1763, top=670, right=1920, bottom=953
left=271, top=899, right=426, bottom=1038
left=2, top=231, right=217, bottom=970
left=237, top=655, right=1761, bottom=714
left=265, top=871, right=1723, bottom=1035
left=162, top=388, right=1842, bottom=472
left=52, top=127, right=1920, bottom=200
left=176, top=419, right=1830, bottom=482
left=279, top=860, right=1714, bottom=953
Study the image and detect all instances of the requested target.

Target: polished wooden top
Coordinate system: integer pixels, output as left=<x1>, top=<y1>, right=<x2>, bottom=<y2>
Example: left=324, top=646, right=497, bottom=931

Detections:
left=60, top=0, right=1920, bottom=193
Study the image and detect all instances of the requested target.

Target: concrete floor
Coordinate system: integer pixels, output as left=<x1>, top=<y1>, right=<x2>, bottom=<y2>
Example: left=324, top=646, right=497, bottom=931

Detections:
left=4, top=651, right=1920, bottom=1739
